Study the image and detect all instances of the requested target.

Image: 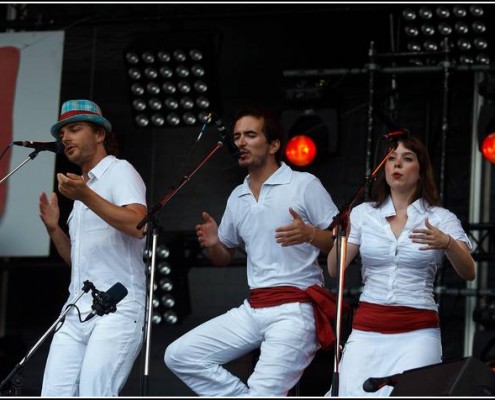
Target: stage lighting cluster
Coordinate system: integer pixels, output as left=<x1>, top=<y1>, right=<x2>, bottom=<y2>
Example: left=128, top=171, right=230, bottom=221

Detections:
left=124, top=45, right=215, bottom=128
left=148, top=241, right=192, bottom=325
left=401, top=4, right=490, bottom=66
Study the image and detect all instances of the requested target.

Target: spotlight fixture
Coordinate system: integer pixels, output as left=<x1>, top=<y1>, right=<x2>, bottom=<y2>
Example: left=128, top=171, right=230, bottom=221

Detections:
left=400, top=4, right=491, bottom=66
left=124, top=32, right=221, bottom=129
left=281, top=107, right=339, bottom=168
left=477, top=75, right=495, bottom=164
left=150, top=234, right=193, bottom=325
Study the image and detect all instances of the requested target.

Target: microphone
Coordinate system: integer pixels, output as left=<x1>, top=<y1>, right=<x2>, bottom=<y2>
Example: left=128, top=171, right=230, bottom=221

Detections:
left=362, top=373, right=401, bottom=393
left=84, top=282, right=128, bottom=322
left=211, top=113, right=241, bottom=161
left=13, top=140, right=65, bottom=154
left=382, top=129, right=410, bottom=142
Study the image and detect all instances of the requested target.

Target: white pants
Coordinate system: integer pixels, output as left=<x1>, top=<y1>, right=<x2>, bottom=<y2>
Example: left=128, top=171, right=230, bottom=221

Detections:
left=165, top=299, right=319, bottom=396
left=41, top=300, right=144, bottom=397
left=326, top=328, right=442, bottom=397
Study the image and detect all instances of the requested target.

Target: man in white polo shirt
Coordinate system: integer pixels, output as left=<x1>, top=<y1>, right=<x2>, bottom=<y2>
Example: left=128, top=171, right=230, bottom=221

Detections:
left=38, top=99, right=147, bottom=396
left=165, top=106, right=341, bottom=396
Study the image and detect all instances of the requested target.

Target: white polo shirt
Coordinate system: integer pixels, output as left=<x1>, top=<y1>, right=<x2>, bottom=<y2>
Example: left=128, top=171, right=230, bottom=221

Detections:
left=64, top=155, right=147, bottom=313
left=218, top=162, right=339, bottom=290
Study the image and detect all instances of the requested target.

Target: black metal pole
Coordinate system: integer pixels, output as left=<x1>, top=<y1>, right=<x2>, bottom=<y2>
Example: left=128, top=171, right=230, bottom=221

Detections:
left=365, top=41, right=378, bottom=201
left=439, top=38, right=451, bottom=202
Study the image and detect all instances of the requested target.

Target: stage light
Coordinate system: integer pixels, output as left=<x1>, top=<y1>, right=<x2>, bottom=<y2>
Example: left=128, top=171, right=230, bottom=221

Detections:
left=163, top=310, right=178, bottom=325
left=157, top=244, right=170, bottom=259
left=285, top=135, right=317, bottom=167
left=161, top=293, right=175, bottom=308
left=158, top=261, right=171, bottom=275
left=402, top=8, right=416, bottom=21
left=124, top=32, right=221, bottom=129
left=400, top=4, right=491, bottom=66
left=133, top=99, right=146, bottom=111
left=152, top=311, right=162, bottom=324
left=159, top=277, right=173, bottom=292
left=477, top=75, right=495, bottom=163
left=453, top=5, right=467, bottom=18
left=151, top=114, right=165, bottom=127
left=281, top=108, right=338, bottom=168
left=481, top=133, right=495, bottom=164
left=418, top=7, right=433, bottom=20
left=136, top=114, right=149, bottom=128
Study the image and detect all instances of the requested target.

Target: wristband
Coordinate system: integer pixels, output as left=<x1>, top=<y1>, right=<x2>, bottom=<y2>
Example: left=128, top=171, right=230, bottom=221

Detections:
left=307, top=225, right=315, bottom=244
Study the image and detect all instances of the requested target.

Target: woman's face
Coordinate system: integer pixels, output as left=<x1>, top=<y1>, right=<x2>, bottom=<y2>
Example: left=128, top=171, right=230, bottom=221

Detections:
left=385, top=142, right=420, bottom=194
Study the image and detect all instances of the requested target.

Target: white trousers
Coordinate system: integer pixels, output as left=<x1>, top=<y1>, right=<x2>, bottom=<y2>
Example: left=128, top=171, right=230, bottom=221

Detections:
left=41, top=300, right=144, bottom=397
left=326, top=328, right=442, bottom=397
left=165, top=299, right=319, bottom=396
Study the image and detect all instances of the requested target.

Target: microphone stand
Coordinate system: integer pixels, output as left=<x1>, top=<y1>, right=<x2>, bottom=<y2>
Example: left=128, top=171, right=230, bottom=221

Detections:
left=0, top=149, right=41, bottom=185
left=137, top=140, right=225, bottom=396
left=0, top=280, right=95, bottom=396
left=329, top=144, right=396, bottom=397
left=140, top=219, right=159, bottom=396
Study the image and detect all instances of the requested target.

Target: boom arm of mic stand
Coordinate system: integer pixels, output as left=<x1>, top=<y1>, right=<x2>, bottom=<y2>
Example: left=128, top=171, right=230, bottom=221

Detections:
left=0, top=150, right=40, bottom=185
left=330, top=145, right=395, bottom=396
left=0, top=280, right=94, bottom=394
left=136, top=141, right=224, bottom=230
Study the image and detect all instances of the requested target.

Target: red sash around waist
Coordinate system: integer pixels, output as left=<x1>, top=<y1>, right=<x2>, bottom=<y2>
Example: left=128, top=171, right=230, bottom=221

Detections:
left=352, top=301, right=439, bottom=334
left=248, top=285, right=349, bottom=350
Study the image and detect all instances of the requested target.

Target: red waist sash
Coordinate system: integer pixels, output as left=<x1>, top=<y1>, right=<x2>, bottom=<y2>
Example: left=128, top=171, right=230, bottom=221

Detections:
left=353, top=301, right=439, bottom=333
left=248, top=285, right=349, bottom=349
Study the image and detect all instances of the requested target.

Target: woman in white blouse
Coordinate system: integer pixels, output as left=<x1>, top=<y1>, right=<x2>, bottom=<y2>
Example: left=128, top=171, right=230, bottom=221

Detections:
left=326, top=135, right=476, bottom=397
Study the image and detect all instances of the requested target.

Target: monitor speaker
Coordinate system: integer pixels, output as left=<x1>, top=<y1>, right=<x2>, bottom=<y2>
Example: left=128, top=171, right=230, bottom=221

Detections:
left=390, top=356, right=495, bottom=396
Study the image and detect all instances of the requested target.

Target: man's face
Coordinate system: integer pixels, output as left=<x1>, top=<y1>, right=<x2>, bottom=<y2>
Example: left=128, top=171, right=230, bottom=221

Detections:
left=232, top=115, right=279, bottom=171
left=58, top=121, right=103, bottom=167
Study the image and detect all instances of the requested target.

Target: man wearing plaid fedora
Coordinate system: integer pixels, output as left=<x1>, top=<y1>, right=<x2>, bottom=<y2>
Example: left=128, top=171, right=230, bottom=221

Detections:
left=38, top=99, right=148, bottom=396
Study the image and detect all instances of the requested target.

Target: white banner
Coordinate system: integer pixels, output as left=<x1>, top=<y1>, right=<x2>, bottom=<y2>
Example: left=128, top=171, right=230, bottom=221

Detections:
left=0, top=31, right=64, bottom=257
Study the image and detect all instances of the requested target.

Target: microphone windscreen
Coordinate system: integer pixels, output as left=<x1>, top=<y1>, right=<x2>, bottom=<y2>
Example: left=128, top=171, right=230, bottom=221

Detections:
left=362, top=378, right=379, bottom=393
left=106, top=282, right=128, bottom=304
left=55, top=141, right=65, bottom=154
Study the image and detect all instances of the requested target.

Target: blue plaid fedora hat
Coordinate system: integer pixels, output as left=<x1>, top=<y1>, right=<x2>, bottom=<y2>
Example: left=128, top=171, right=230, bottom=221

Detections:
left=51, top=99, right=112, bottom=138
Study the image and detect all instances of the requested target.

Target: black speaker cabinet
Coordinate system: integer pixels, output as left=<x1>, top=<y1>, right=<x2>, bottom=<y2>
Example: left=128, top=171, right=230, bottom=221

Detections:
left=390, top=356, right=495, bottom=396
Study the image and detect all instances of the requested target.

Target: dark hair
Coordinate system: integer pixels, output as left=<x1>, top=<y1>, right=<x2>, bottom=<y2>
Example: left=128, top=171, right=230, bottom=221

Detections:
left=233, top=107, right=286, bottom=164
left=371, top=135, right=441, bottom=208
left=88, top=121, right=119, bottom=157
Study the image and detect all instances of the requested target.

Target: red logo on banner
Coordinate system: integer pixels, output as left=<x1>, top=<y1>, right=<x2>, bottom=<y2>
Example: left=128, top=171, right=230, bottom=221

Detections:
left=0, top=46, right=20, bottom=217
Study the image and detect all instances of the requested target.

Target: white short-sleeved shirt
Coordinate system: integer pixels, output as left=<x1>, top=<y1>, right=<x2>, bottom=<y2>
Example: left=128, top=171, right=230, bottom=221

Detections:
left=349, top=196, right=472, bottom=311
left=64, top=155, right=147, bottom=313
left=218, top=162, right=339, bottom=290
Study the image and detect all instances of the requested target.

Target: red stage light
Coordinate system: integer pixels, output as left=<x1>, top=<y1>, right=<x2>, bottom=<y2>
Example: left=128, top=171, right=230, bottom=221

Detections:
left=285, top=135, right=317, bottom=167
left=481, top=132, right=495, bottom=164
